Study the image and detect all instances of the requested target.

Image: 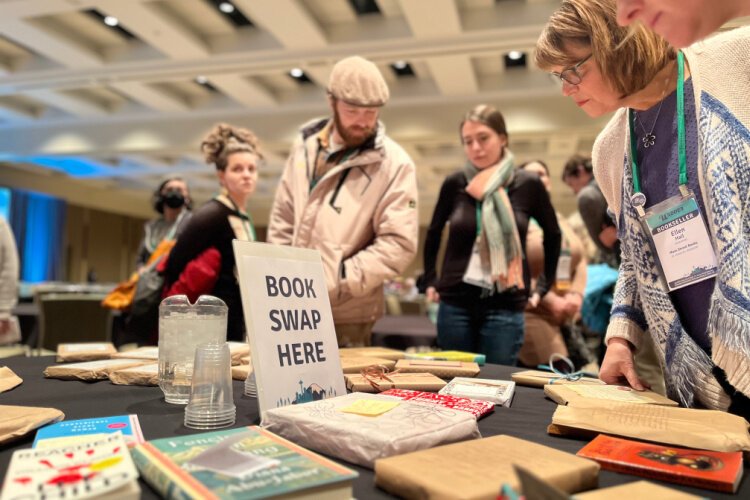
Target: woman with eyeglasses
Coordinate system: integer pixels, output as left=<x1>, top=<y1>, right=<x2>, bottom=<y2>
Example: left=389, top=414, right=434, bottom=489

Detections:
left=423, top=105, right=561, bottom=365
left=164, top=123, right=262, bottom=341
left=535, top=0, right=750, bottom=417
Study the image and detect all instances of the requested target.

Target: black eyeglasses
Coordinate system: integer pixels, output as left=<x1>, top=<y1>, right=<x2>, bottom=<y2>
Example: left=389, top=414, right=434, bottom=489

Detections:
left=549, top=54, right=592, bottom=86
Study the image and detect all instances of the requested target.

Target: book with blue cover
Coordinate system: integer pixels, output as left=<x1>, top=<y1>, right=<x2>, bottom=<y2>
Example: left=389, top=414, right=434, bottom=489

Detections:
left=33, top=414, right=144, bottom=449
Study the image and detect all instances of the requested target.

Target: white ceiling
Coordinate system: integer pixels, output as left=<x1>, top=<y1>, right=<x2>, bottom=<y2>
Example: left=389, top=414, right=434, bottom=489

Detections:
left=0, top=0, right=622, bottom=223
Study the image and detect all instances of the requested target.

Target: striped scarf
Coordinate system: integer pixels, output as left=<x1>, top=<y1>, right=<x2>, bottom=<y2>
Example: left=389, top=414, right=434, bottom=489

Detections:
left=464, top=150, right=524, bottom=292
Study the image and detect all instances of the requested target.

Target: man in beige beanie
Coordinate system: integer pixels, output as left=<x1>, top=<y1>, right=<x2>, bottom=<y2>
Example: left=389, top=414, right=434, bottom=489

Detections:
left=268, top=55, right=418, bottom=347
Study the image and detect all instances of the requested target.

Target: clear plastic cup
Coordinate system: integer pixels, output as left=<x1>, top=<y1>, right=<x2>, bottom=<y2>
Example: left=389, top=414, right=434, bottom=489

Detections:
left=158, top=295, right=227, bottom=405
left=244, top=369, right=257, bottom=398
left=184, top=342, right=236, bottom=429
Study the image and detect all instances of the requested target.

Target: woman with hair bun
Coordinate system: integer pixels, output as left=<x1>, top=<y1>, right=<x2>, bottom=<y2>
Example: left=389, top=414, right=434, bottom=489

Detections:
left=164, top=123, right=262, bottom=341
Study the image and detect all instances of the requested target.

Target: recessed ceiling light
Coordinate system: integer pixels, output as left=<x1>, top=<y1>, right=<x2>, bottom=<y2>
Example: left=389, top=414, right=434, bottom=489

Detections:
left=219, top=2, right=235, bottom=14
left=289, top=68, right=304, bottom=78
left=196, top=75, right=208, bottom=85
left=507, top=51, right=524, bottom=61
left=103, top=15, right=119, bottom=27
left=393, top=60, right=408, bottom=70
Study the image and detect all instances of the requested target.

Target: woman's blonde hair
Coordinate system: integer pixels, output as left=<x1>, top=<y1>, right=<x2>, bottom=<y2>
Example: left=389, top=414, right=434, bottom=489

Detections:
left=200, top=123, right=263, bottom=171
left=535, top=0, right=674, bottom=97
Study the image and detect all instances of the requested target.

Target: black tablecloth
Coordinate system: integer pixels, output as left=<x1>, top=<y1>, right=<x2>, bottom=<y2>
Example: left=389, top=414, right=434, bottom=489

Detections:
left=0, top=356, right=745, bottom=498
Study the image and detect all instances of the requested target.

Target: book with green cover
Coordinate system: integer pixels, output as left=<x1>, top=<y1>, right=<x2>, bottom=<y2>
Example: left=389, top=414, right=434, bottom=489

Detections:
left=406, top=350, right=486, bottom=365
left=131, top=426, right=357, bottom=499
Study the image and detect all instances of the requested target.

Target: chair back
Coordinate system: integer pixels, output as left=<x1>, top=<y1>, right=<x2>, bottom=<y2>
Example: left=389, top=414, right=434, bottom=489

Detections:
left=36, top=292, right=113, bottom=352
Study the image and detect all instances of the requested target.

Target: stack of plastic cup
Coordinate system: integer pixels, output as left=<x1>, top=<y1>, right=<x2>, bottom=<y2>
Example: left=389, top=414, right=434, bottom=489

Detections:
left=184, top=342, right=236, bottom=429
left=244, top=369, right=257, bottom=397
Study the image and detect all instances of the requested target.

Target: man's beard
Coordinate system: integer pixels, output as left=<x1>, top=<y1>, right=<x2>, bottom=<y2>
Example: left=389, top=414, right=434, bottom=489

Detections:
left=333, top=110, right=375, bottom=148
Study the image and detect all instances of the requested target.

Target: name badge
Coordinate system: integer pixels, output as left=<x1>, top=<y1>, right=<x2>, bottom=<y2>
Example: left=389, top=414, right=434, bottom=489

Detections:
left=640, top=192, right=717, bottom=291
left=555, top=250, right=572, bottom=291
left=463, top=239, right=494, bottom=290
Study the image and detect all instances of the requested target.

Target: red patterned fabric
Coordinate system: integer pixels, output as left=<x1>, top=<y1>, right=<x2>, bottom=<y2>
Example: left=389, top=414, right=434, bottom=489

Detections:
left=380, top=389, right=494, bottom=419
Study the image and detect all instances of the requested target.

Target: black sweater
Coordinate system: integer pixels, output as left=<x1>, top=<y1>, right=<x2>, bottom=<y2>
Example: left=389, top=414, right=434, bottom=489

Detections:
left=423, top=169, right=561, bottom=310
left=165, top=199, right=245, bottom=341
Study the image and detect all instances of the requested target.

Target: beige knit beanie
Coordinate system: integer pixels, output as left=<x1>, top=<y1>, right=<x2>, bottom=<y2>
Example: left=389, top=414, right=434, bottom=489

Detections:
left=327, top=56, right=389, bottom=107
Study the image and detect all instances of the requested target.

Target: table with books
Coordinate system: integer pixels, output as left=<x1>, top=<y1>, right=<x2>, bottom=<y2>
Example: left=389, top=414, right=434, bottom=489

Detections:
left=0, top=353, right=747, bottom=499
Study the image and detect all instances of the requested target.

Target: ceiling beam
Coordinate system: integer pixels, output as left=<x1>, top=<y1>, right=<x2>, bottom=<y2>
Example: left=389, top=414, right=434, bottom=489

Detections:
left=208, top=74, right=278, bottom=108
left=0, top=19, right=103, bottom=68
left=109, top=81, right=190, bottom=113
left=232, top=0, right=328, bottom=49
left=22, top=89, right=108, bottom=117
left=398, top=0, right=461, bottom=38
left=425, top=55, right=478, bottom=96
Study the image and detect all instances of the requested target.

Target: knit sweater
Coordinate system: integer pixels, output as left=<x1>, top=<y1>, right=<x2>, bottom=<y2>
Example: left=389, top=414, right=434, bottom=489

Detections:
left=592, top=27, right=750, bottom=411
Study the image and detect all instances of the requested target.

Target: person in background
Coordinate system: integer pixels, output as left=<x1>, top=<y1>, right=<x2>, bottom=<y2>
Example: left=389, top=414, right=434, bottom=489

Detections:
left=517, top=160, right=592, bottom=370
left=164, top=124, right=261, bottom=342
left=268, top=56, right=418, bottom=348
left=616, top=0, right=750, bottom=47
left=562, top=155, right=620, bottom=267
left=0, top=216, right=20, bottom=345
left=136, top=177, right=192, bottom=271
left=423, top=105, right=561, bottom=365
left=536, top=0, right=750, bottom=416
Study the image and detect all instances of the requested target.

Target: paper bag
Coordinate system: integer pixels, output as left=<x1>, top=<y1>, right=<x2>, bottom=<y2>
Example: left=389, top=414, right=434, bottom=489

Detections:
left=577, top=480, right=702, bottom=499
left=544, top=384, right=678, bottom=407
left=395, top=359, right=480, bottom=379
left=262, top=392, right=480, bottom=468
left=109, top=363, right=158, bottom=386
left=511, top=369, right=604, bottom=388
left=232, top=363, right=252, bottom=381
left=44, top=359, right=150, bottom=381
left=0, top=405, right=64, bottom=445
left=56, top=342, right=117, bottom=362
left=111, top=346, right=158, bottom=360
left=339, top=356, right=395, bottom=374
left=345, top=372, right=446, bottom=393
left=338, top=347, right=405, bottom=360
left=550, top=400, right=750, bottom=452
left=0, top=366, right=22, bottom=393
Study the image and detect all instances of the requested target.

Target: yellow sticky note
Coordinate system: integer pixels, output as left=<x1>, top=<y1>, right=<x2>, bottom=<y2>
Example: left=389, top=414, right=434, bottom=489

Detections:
left=340, top=399, right=400, bottom=417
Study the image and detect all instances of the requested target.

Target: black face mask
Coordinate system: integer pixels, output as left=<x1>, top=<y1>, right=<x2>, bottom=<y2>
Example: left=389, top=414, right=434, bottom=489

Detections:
left=163, top=190, right=186, bottom=209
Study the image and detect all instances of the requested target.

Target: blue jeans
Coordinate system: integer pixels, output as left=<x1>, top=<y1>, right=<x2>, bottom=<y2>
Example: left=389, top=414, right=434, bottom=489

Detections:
left=437, top=302, right=524, bottom=365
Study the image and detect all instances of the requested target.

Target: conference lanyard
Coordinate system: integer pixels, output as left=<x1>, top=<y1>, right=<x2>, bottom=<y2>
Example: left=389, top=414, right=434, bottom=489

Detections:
left=626, top=51, right=716, bottom=292
left=220, top=195, right=257, bottom=241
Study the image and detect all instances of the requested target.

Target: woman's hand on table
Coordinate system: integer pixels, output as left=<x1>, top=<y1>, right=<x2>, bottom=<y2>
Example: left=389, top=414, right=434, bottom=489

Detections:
left=600, top=337, right=650, bottom=391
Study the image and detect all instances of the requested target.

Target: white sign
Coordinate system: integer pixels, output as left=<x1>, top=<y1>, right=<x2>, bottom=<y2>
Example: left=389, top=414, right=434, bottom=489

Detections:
left=233, top=241, right=346, bottom=418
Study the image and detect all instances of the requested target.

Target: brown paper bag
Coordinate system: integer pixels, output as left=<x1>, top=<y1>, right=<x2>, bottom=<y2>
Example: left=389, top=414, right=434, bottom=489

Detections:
left=338, top=347, right=405, bottom=360
left=227, top=341, right=250, bottom=366
left=111, top=346, right=158, bottom=360
left=232, top=363, right=252, bottom=381
left=56, top=342, right=117, bottom=362
left=0, top=366, right=22, bottom=393
left=544, top=384, right=678, bottom=407
left=375, top=435, right=599, bottom=499
left=0, top=405, right=64, bottom=445
left=395, top=359, right=480, bottom=379
left=339, top=356, right=395, bottom=374
left=44, top=359, right=150, bottom=381
left=511, top=369, right=604, bottom=388
left=345, top=372, right=446, bottom=393
left=577, top=480, right=702, bottom=499
left=549, top=400, right=750, bottom=452
left=109, top=363, right=158, bottom=386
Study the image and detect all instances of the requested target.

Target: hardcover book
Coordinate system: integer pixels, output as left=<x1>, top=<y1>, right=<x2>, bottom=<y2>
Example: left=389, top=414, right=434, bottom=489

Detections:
left=34, top=415, right=145, bottom=449
left=439, top=377, right=515, bottom=407
left=545, top=383, right=678, bottom=407
left=131, top=426, right=357, bottom=500
left=374, top=435, right=599, bottom=499
left=576, top=434, right=743, bottom=493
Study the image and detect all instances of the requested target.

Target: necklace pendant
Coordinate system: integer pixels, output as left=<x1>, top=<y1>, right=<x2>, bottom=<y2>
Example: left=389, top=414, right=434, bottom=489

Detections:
left=642, top=133, right=656, bottom=148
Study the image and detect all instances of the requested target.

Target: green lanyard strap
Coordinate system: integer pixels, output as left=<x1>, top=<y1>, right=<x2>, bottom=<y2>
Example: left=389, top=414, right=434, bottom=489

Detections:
left=629, top=51, right=687, bottom=195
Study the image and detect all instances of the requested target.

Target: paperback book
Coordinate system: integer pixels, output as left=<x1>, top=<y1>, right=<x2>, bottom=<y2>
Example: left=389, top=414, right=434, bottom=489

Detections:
left=33, top=415, right=145, bottom=449
left=131, top=425, right=357, bottom=499
left=577, top=434, right=743, bottom=493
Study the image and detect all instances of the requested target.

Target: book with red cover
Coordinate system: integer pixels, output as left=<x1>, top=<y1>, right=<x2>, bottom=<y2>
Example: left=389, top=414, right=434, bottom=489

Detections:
left=576, top=434, right=743, bottom=493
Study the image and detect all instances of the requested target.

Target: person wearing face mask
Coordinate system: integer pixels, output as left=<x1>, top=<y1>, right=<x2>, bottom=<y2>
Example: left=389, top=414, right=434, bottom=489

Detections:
left=164, top=124, right=262, bottom=342
left=136, top=177, right=192, bottom=271
left=422, top=105, right=561, bottom=365
left=616, top=0, right=750, bottom=48
left=535, top=0, right=750, bottom=416
left=516, top=160, right=593, bottom=370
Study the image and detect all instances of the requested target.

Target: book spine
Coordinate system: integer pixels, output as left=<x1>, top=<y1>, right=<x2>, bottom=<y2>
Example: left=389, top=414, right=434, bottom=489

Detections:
left=131, top=444, right=216, bottom=500
left=595, top=461, right=731, bottom=493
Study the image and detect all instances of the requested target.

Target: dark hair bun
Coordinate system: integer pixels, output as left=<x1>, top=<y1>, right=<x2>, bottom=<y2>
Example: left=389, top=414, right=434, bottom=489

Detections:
left=200, top=123, right=261, bottom=168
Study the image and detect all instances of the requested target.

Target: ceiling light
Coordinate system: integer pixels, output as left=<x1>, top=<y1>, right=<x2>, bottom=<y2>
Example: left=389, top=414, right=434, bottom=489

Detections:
left=195, top=75, right=208, bottom=85
left=289, top=68, right=304, bottom=78
left=508, top=51, right=523, bottom=61
left=393, top=60, right=408, bottom=70
left=219, top=2, right=235, bottom=14
left=103, top=16, right=119, bottom=27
